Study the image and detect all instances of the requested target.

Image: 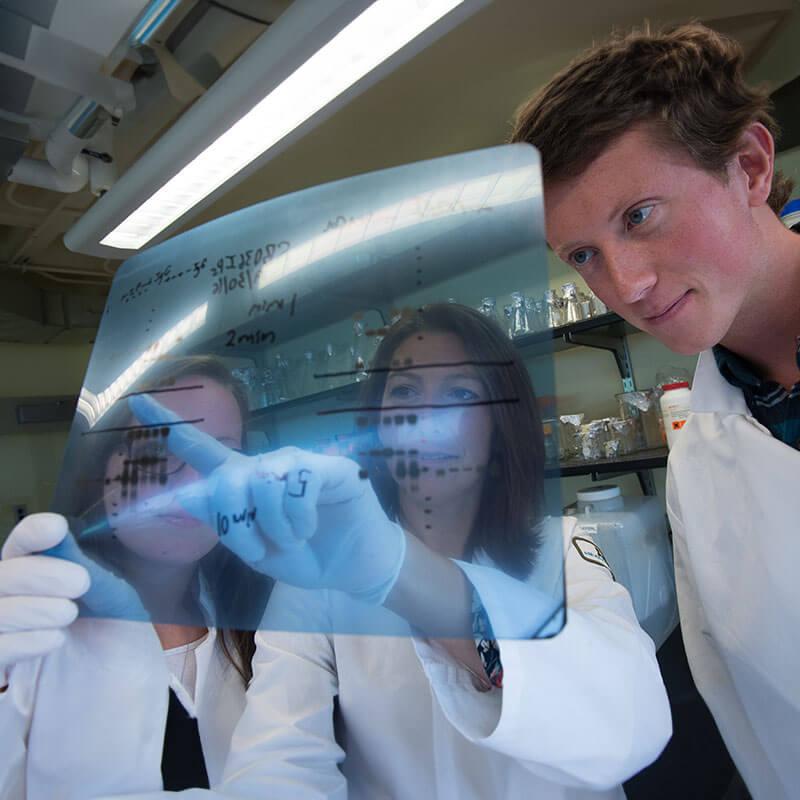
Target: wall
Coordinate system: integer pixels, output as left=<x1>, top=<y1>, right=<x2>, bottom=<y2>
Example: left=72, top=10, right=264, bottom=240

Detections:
left=0, top=343, right=93, bottom=539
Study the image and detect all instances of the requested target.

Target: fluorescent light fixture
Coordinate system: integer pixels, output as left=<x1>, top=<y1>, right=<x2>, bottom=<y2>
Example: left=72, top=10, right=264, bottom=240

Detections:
left=102, top=0, right=465, bottom=250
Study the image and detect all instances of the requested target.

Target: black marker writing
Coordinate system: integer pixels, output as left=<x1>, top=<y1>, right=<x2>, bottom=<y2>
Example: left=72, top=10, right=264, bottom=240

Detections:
left=324, top=215, right=355, bottom=232
left=288, top=468, right=311, bottom=498
left=225, top=328, right=277, bottom=347
left=216, top=507, right=257, bottom=537
left=248, top=292, right=298, bottom=319
left=210, top=242, right=290, bottom=277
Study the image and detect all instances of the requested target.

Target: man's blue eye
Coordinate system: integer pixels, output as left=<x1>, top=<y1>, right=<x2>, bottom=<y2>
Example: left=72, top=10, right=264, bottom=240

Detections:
left=571, top=249, right=595, bottom=267
left=627, top=205, right=653, bottom=227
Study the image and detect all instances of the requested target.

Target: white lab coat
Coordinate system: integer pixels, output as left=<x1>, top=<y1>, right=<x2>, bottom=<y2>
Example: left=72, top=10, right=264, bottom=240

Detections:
left=666, top=351, right=800, bottom=800
left=0, top=619, right=247, bottom=800
left=221, top=517, right=671, bottom=799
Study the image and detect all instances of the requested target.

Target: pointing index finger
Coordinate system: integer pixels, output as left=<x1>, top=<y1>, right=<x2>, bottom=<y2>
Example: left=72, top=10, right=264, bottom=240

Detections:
left=128, top=393, right=233, bottom=475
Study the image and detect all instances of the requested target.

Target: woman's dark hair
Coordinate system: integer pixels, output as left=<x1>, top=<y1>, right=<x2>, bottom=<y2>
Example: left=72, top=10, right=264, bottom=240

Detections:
left=359, top=303, right=545, bottom=579
left=73, top=355, right=270, bottom=686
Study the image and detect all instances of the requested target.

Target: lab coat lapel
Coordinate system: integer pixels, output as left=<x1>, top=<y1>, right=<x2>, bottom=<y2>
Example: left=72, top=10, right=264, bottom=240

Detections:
left=27, top=618, right=169, bottom=797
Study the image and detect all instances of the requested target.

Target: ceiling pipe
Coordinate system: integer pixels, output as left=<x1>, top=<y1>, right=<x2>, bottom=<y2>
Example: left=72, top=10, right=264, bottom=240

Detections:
left=9, top=154, right=89, bottom=193
left=128, top=0, right=190, bottom=49
left=4, top=182, right=50, bottom=214
left=1, top=261, right=110, bottom=278
left=36, top=271, right=110, bottom=286
left=6, top=1, right=191, bottom=200
left=65, top=0, right=484, bottom=257
left=45, top=98, right=111, bottom=175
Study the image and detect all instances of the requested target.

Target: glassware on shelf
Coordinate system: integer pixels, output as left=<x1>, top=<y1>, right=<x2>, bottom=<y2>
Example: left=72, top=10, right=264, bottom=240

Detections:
left=510, top=291, right=530, bottom=337
left=231, top=367, right=255, bottom=407
left=544, top=288, right=565, bottom=329
left=538, top=298, right=550, bottom=331
left=558, top=413, right=584, bottom=460
left=478, top=296, right=500, bottom=327
left=577, top=419, right=607, bottom=460
left=255, top=368, right=274, bottom=409
left=315, top=345, right=336, bottom=391
left=350, top=320, right=370, bottom=382
left=561, top=282, right=583, bottom=324
left=607, top=417, right=639, bottom=456
left=524, top=296, right=536, bottom=332
left=579, top=294, right=594, bottom=320
left=617, top=389, right=664, bottom=449
left=299, top=351, right=316, bottom=397
left=231, top=367, right=270, bottom=410
left=503, top=303, right=514, bottom=339
left=271, top=353, right=290, bottom=402
left=590, top=290, right=608, bottom=316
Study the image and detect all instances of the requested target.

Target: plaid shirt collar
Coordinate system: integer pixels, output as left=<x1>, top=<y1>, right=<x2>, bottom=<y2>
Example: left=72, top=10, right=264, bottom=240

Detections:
left=712, top=339, right=800, bottom=396
left=712, top=340, right=800, bottom=449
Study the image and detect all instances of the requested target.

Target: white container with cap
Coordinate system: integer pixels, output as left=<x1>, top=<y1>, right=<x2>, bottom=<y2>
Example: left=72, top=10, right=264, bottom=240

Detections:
left=659, top=381, right=691, bottom=449
left=573, top=484, right=678, bottom=648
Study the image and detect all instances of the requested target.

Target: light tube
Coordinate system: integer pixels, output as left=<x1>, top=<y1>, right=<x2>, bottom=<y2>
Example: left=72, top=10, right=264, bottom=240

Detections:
left=102, top=0, right=464, bottom=250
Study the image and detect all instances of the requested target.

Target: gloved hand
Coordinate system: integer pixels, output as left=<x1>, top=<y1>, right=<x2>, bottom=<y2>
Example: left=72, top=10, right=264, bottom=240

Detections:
left=43, top=525, right=148, bottom=622
left=130, top=394, right=406, bottom=604
left=0, top=513, right=90, bottom=678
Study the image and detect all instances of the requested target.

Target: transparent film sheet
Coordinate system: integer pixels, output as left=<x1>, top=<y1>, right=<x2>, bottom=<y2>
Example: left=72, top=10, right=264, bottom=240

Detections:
left=50, top=144, right=565, bottom=638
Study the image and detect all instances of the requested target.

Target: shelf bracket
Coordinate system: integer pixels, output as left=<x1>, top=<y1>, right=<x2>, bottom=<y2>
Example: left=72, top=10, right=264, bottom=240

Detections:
left=588, top=468, right=659, bottom=496
left=564, top=330, right=636, bottom=391
left=636, top=470, right=658, bottom=497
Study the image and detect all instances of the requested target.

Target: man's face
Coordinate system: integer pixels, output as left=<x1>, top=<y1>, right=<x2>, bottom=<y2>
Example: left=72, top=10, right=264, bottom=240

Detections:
left=545, top=125, right=762, bottom=354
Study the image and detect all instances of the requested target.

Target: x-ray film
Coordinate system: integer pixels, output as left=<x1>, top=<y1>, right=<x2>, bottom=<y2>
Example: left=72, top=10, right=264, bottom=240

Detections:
left=50, top=144, right=566, bottom=638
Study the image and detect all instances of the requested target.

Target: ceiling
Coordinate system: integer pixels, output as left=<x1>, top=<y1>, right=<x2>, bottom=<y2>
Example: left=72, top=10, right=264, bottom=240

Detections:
left=0, top=0, right=797, bottom=344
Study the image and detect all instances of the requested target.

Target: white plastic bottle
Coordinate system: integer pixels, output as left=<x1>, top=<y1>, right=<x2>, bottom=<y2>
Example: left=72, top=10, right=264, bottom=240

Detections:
left=659, top=381, right=692, bottom=449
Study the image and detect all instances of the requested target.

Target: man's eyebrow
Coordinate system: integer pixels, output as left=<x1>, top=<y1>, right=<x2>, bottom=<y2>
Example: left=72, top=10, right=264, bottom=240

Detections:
left=554, top=239, right=582, bottom=259
left=553, top=197, right=636, bottom=258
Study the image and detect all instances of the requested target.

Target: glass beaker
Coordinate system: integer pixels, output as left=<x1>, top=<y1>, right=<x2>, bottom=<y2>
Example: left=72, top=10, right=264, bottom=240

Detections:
left=561, top=282, right=583, bottom=324
left=510, top=291, right=530, bottom=337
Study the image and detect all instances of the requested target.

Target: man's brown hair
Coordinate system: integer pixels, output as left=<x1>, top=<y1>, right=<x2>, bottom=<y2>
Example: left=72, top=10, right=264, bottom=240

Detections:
left=510, top=22, right=794, bottom=213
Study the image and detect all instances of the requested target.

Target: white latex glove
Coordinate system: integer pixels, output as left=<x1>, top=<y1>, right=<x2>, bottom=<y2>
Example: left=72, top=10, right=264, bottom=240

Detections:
left=0, top=513, right=89, bottom=680
left=130, top=394, right=406, bottom=604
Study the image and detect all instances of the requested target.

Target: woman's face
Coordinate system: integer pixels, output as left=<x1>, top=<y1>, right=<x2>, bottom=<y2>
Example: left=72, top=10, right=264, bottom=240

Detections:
left=378, top=331, right=494, bottom=503
left=103, top=376, right=243, bottom=565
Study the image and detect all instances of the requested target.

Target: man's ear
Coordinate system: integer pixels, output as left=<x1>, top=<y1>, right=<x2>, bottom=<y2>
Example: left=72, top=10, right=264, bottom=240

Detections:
left=734, top=122, right=775, bottom=208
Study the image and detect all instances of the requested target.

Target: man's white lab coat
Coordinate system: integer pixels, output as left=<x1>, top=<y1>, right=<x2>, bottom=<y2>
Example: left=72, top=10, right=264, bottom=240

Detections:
left=667, top=351, right=800, bottom=800
left=221, top=518, right=672, bottom=799
left=0, top=621, right=246, bottom=799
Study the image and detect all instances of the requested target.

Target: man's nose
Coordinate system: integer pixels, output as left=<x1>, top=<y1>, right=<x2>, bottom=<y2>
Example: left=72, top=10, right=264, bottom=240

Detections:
left=603, top=245, right=658, bottom=306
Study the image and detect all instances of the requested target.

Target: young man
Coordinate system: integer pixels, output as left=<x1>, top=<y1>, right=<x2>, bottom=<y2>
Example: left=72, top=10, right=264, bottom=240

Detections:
left=511, top=23, right=799, bottom=800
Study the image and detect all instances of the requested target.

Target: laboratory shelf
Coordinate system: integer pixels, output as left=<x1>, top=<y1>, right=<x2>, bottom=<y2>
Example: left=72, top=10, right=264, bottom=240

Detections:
left=512, top=311, right=632, bottom=354
left=544, top=447, right=668, bottom=479
left=248, top=311, right=639, bottom=421
left=246, top=312, right=663, bottom=491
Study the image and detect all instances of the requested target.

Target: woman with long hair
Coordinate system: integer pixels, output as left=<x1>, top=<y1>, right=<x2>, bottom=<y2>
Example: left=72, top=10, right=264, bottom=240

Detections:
left=195, top=303, right=671, bottom=799
left=0, top=356, right=271, bottom=798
